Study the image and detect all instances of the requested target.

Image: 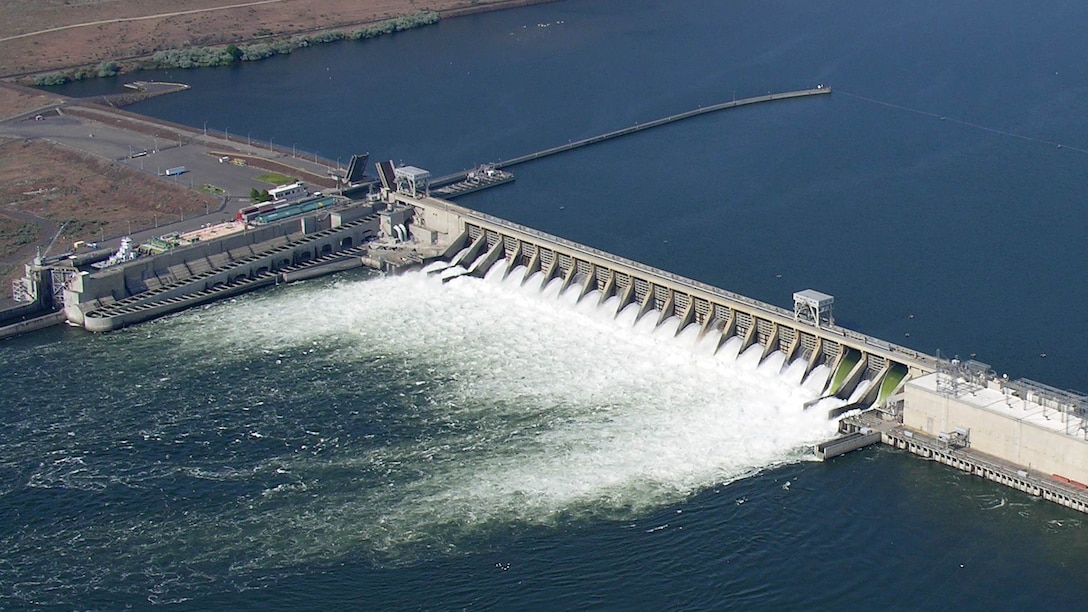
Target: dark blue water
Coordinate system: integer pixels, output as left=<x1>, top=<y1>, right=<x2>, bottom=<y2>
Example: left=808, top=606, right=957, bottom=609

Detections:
left=15, top=0, right=1088, bottom=607
left=59, top=0, right=1087, bottom=392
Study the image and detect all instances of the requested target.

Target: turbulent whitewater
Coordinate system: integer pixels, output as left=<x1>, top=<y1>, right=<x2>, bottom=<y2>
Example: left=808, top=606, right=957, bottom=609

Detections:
left=0, top=266, right=838, bottom=600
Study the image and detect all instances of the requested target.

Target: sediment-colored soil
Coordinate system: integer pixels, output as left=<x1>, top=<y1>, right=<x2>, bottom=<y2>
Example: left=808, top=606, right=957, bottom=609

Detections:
left=0, top=0, right=554, bottom=78
left=0, top=138, right=215, bottom=271
left=0, top=81, right=67, bottom=119
left=0, top=0, right=552, bottom=293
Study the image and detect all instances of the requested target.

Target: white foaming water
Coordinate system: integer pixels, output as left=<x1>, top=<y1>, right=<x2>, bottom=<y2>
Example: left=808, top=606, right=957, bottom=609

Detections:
left=26, top=263, right=842, bottom=576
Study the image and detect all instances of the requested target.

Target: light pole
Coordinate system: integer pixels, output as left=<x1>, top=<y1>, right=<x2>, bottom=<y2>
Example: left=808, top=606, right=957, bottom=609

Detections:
left=292, top=143, right=297, bottom=158
left=225, top=127, right=229, bottom=142
left=270, top=137, right=274, bottom=153
left=247, top=133, right=251, bottom=146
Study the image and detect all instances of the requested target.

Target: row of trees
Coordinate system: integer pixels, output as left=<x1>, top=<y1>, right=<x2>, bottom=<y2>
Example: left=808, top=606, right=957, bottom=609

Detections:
left=34, top=61, right=120, bottom=85
left=32, top=11, right=439, bottom=86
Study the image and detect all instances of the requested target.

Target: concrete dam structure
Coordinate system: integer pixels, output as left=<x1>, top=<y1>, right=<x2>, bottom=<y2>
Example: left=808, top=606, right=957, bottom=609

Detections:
left=63, top=200, right=421, bottom=332
left=403, top=191, right=933, bottom=407
left=394, top=189, right=1088, bottom=513
left=20, top=77, right=1084, bottom=514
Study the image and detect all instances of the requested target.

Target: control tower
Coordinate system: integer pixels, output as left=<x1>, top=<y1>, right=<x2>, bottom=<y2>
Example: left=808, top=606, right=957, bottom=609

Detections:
left=793, top=289, right=834, bottom=328
left=393, top=166, right=430, bottom=197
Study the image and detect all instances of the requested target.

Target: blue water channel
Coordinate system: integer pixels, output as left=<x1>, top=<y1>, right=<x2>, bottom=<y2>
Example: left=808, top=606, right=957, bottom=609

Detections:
left=12, top=0, right=1088, bottom=607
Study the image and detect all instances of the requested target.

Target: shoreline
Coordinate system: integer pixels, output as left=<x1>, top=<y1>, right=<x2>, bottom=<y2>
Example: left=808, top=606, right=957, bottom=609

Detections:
left=3, top=0, right=566, bottom=82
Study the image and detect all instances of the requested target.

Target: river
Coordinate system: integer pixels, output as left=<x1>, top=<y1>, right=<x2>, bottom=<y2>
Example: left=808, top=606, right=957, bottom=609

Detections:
left=9, top=0, right=1088, bottom=607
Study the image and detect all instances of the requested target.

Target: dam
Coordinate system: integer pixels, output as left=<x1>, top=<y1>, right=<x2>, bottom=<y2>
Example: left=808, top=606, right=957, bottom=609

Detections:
left=390, top=184, right=1088, bottom=514
left=12, top=85, right=1087, bottom=516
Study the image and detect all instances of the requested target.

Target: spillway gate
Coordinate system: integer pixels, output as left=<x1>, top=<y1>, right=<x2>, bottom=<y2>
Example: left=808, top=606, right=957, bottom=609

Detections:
left=404, top=193, right=938, bottom=406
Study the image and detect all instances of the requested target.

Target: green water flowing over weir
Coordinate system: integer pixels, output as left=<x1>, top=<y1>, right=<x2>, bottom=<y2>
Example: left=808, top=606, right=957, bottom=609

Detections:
left=430, top=87, right=832, bottom=187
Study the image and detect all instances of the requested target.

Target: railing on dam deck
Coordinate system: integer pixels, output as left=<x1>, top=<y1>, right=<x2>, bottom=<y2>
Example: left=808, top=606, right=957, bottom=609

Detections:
left=406, top=193, right=942, bottom=376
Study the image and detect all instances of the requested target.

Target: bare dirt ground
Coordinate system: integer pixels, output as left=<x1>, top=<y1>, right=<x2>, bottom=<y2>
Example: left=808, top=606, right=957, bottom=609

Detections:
left=0, top=0, right=549, bottom=294
left=0, top=0, right=552, bottom=77
left=0, top=81, right=67, bottom=119
left=0, top=138, right=216, bottom=284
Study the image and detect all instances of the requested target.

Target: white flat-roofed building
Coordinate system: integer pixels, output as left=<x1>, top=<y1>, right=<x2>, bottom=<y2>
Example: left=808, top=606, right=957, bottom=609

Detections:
left=903, top=371, right=1088, bottom=484
left=268, top=181, right=308, bottom=202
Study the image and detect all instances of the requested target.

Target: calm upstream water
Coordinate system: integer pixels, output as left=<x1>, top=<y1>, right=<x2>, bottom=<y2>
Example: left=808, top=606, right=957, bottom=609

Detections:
left=9, top=0, right=1088, bottom=608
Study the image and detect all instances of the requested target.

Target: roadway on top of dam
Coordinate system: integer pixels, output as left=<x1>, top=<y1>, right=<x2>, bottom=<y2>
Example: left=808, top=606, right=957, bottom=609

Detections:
left=402, top=190, right=942, bottom=381
left=431, top=86, right=832, bottom=187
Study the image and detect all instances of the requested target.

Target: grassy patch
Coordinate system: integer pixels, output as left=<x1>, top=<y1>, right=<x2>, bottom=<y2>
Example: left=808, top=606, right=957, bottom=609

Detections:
left=0, top=215, right=41, bottom=259
left=199, top=184, right=226, bottom=195
left=256, top=172, right=297, bottom=185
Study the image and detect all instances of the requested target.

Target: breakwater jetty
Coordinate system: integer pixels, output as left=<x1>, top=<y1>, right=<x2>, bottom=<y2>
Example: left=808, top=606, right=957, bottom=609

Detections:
left=7, top=81, right=1084, bottom=516
left=431, top=87, right=831, bottom=188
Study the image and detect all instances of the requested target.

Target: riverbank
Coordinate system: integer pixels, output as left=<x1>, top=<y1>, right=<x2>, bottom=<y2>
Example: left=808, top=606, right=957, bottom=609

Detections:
left=0, top=0, right=563, bottom=79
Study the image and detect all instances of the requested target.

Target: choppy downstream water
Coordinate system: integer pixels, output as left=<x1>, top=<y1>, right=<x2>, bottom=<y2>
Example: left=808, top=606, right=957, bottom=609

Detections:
left=0, top=268, right=848, bottom=605
left=23, top=0, right=1088, bottom=606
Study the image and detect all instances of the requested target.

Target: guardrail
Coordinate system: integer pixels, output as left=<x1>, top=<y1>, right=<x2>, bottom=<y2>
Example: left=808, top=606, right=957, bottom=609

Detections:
left=412, top=193, right=941, bottom=373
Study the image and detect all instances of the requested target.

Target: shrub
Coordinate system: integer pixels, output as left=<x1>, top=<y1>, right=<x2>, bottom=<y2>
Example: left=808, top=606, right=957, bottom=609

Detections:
left=34, top=72, right=70, bottom=86
left=350, top=11, right=438, bottom=40
left=96, top=61, right=121, bottom=78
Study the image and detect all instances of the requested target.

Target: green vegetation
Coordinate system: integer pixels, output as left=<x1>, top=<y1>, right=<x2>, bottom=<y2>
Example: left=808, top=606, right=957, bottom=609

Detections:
left=29, top=11, right=439, bottom=86
left=349, top=12, right=440, bottom=39
left=33, top=61, right=120, bottom=86
left=255, top=172, right=296, bottom=186
left=148, top=46, right=237, bottom=69
left=199, top=184, right=226, bottom=195
left=33, top=72, right=69, bottom=86
left=0, top=219, right=40, bottom=248
left=143, top=11, right=439, bottom=70
left=250, top=188, right=272, bottom=203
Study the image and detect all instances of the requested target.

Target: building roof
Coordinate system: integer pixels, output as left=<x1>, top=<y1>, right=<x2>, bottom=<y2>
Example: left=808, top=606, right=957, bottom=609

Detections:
left=393, top=165, right=431, bottom=180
